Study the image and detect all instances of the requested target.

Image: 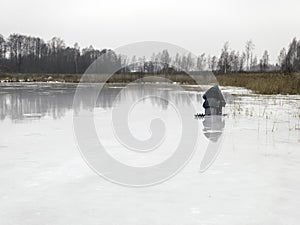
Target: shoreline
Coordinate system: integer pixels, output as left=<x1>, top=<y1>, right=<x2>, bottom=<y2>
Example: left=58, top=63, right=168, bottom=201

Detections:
left=1, top=72, right=299, bottom=95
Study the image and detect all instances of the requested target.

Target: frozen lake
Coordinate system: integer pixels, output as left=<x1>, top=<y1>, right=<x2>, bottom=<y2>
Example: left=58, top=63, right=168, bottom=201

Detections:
left=0, top=83, right=299, bottom=225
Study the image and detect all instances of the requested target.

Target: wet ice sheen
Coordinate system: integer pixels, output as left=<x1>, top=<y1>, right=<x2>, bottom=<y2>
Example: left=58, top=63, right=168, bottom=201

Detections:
left=0, top=83, right=299, bottom=225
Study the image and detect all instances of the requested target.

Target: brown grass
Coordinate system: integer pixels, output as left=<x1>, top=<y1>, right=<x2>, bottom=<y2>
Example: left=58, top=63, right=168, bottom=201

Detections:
left=1, top=72, right=299, bottom=95
left=216, top=73, right=300, bottom=95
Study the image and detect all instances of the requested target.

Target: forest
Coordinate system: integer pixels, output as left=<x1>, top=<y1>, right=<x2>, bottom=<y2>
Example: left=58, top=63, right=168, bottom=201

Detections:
left=1, top=33, right=300, bottom=74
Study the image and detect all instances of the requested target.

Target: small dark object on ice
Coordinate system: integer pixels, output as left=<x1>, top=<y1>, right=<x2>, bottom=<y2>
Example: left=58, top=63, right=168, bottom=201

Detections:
left=194, top=113, right=227, bottom=119
left=194, top=113, right=206, bottom=119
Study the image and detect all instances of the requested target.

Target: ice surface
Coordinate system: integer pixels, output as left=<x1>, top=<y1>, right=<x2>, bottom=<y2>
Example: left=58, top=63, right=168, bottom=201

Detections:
left=0, top=83, right=299, bottom=225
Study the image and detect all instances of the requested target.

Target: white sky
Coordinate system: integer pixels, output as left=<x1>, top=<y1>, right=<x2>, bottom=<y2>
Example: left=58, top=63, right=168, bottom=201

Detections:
left=1, top=0, right=300, bottom=63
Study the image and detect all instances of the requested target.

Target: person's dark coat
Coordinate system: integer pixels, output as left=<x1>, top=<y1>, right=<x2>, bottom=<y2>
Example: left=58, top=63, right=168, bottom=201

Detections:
left=202, top=85, right=226, bottom=115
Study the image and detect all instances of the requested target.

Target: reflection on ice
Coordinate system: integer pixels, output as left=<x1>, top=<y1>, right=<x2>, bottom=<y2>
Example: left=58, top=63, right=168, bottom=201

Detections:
left=0, top=83, right=202, bottom=121
left=202, top=116, right=225, bottom=142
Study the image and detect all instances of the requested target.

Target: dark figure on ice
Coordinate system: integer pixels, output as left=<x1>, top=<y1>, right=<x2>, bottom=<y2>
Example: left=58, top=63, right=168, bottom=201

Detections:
left=202, top=85, right=226, bottom=115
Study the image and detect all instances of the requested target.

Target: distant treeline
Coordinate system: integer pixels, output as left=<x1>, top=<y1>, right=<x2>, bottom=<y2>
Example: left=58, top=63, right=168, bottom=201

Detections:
left=1, top=33, right=300, bottom=74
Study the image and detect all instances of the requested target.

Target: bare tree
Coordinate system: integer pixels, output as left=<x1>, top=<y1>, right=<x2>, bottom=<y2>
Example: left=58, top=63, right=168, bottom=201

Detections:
left=239, top=52, right=246, bottom=72
left=278, top=48, right=287, bottom=71
left=218, top=42, right=230, bottom=73
left=186, top=52, right=194, bottom=71
left=260, top=50, right=269, bottom=71
left=211, top=56, right=218, bottom=71
left=173, top=53, right=181, bottom=71
left=285, top=38, right=300, bottom=72
left=0, top=35, right=6, bottom=61
left=196, top=53, right=206, bottom=71
left=245, top=40, right=255, bottom=71
left=207, top=55, right=211, bottom=70
left=229, top=50, right=239, bottom=72
left=160, top=49, right=171, bottom=73
left=73, top=43, right=80, bottom=73
left=161, top=49, right=170, bottom=65
left=251, top=56, right=258, bottom=71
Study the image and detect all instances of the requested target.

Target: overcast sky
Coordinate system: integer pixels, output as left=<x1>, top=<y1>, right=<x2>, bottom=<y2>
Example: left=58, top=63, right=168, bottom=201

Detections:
left=1, top=0, right=300, bottom=62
